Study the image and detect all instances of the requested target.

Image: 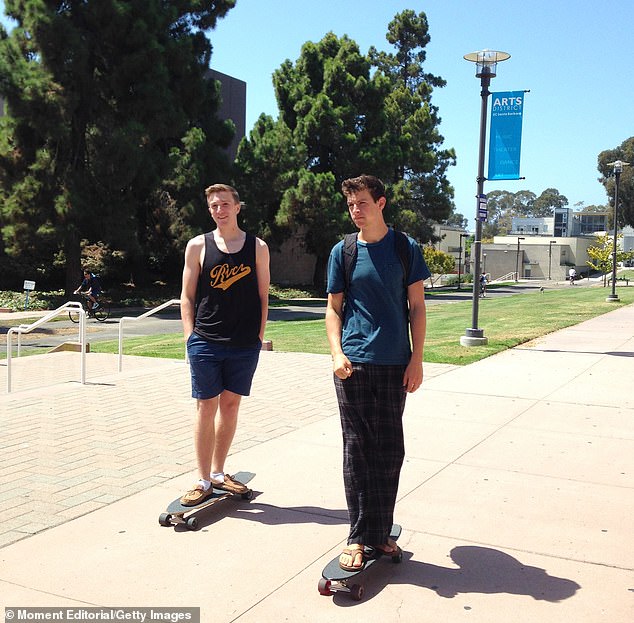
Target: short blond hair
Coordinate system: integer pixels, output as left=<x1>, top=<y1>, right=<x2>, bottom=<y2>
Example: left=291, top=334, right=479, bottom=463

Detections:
left=205, top=184, right=240, bottom=204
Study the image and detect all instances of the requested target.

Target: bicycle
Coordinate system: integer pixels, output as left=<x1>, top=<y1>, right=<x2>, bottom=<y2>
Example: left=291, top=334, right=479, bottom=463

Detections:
left=69, top=293, right=111, bottom=323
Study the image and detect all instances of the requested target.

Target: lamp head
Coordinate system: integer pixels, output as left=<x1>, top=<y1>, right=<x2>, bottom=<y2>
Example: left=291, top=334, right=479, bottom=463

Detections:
left=607, top=160, right=630, bottom=174
left=464, top=49, right=511, bottom=78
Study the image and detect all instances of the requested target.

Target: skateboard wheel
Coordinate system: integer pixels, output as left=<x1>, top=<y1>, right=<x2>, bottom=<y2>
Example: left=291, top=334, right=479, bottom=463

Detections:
left=185, top=516, right=199, bottom=531
left=241, top=489, right=254, bottom=501
left=350, top=584, right=364, bottom=601
left=317, top=578, right=332, bottom=596
left=392, top=551, right=403, bottom=563
left=158, top=513, right=172, bottom=527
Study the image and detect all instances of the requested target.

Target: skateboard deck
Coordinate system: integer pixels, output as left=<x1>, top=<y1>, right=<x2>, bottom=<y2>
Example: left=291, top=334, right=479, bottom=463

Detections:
left=159, top=471, right=255, bottom=531
left=318, top=524, right=402, bottom=601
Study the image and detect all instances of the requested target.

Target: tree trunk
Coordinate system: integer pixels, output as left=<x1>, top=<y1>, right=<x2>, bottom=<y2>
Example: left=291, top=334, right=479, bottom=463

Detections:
left=312, top=254, right=328, bottom=296
left=64, top=229, right=82, bottom=297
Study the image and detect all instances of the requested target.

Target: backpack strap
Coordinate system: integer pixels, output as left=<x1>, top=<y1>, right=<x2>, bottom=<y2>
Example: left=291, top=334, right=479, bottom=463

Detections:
left=342, top=232, right=358, bottom=294
left=393, top=230, right=411, bottom=287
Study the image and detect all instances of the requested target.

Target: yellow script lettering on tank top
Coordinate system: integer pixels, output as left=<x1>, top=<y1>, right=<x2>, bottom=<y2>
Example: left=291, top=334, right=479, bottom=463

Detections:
left=209, top=263, right=252, bottom=291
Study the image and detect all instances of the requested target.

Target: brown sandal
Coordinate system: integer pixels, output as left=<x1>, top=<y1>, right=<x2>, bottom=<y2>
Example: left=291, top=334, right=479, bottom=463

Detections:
left=374, top=538, right=402, bottom=558
left=339, top=544, right=367, bottom=572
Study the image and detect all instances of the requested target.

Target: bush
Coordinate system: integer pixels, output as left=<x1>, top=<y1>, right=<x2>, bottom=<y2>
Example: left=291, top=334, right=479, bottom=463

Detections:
left=0, top=282, right=327, bottom=313
left=0, top=289, right=66, bottom=311
left=0, top=283, right=181, bottom=311
left=444, top=273, right=473, bottom=286
left=268, top=284, right=322, bottom=300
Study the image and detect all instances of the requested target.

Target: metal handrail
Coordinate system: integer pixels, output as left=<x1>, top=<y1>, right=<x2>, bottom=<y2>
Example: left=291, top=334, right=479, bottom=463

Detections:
left=118, top=299, right=181, bottom=372
left=491, top=272, right=518, bottom=283
left=6, top=301, right=87, bottom=393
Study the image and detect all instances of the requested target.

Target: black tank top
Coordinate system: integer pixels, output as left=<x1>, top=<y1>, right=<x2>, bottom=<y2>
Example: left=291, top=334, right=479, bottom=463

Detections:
left=194, top=232, right=261, bottom=347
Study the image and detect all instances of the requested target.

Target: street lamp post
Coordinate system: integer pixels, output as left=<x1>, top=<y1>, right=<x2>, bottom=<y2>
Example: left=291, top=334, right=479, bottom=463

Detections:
left=548, top=240, right=557, bottom=280
left=460, top=49, right=510, bottom=347
left=515, top=236, right=525, bottom=282
left=458, top=233, right=469, bottom=290
left=606, top=160, right=629, bottom=302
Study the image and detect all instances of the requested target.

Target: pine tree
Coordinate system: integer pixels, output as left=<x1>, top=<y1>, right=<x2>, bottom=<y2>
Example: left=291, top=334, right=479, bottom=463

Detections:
left=235, top=10, right=455, bottom=290
left=0, top=0, right=236, bottom=291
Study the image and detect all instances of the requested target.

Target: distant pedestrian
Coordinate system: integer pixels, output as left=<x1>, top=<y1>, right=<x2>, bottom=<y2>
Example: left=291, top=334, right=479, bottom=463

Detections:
left=569, top=267, right=576, bottom=285
left=479, top=273, right=488, bottom=297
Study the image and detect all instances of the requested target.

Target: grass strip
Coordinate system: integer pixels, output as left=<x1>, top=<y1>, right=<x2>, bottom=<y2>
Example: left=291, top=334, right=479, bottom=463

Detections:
left=88, top=286, right=634, bottom=366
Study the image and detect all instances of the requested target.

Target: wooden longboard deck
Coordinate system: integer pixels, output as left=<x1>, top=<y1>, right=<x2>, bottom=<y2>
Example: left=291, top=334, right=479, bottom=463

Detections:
left=165, top=471, right=255, bottom=516
left=322, top=524, right=402, bottom=581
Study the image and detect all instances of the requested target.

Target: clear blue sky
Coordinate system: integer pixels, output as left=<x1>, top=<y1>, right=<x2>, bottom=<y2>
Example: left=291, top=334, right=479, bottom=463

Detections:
left=2, top=1, right=632, bottom=228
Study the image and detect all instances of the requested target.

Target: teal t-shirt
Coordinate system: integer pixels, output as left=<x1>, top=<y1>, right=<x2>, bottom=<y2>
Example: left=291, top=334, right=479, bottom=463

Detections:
left=327, top=229, right=430, bottom=365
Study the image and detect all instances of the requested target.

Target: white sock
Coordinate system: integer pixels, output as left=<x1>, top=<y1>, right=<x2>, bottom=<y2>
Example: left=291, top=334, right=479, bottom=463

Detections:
left=211, top=472, right=225, bottom=483
left=197, top=478, right=211, bottom=491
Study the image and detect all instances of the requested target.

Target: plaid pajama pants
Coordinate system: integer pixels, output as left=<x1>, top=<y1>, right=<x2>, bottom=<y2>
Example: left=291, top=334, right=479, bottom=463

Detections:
left=334, top=363, right=407, bottom=547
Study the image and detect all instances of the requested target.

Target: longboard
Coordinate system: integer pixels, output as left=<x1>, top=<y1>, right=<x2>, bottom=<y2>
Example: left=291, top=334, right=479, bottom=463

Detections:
left=318, top=524, right=402, bottom=601
left=159, top=471, right=255, bottom=531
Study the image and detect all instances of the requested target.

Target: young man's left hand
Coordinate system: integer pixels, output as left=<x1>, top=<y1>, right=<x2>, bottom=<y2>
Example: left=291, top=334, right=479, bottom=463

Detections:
left=403, top=361, right=423, bottom=393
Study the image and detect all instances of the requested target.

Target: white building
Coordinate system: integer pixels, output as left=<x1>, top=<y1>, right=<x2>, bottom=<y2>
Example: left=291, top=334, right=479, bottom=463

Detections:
left=511, top=207, right=610, bottom=237
left=486, top=236, right=596, bottom=281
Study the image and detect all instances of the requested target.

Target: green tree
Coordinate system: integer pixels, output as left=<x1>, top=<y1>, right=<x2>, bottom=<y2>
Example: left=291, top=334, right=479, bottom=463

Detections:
left=235, top=10, right=455, bottom=290
left=234, top=114, right=303, bottom=249
left=482, top=190, right=524, bottom=237
left=368, top=10, right=455, bottom=239
left=270, top=32, right=379, bottom=287
left=598, top=137, right=634, bottom=228
left=422, top=246, right=455, bottom=287
left=532, top=188, right=568, bottom=216
left=512, top=190, right=538, bottom=216
left=0, top=0, right=235, bottom=291
left=586, top=233, right=633, bottom=286
left=276, top=170, right=349, bottom=286
left=443, top=212, right=468, bottom=229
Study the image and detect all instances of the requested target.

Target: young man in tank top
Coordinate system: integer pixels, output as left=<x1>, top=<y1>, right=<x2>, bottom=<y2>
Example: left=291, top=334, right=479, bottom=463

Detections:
left=179, top=184, right=270, bottom=505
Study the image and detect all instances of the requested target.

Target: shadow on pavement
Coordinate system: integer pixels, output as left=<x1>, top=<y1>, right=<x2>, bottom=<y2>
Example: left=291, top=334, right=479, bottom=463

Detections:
left=401, top=546, right=580, bottom=602
left=159, top=496, right=350, bottom=532
left=331, top=545, right=581, bottom=607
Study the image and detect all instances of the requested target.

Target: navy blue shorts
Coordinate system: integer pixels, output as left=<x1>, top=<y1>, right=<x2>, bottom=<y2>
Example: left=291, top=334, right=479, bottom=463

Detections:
left=187, top=333, right=261, bottom=400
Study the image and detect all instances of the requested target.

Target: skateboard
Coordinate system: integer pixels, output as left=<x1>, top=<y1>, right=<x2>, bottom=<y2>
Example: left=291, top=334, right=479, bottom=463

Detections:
left=318, top=524, right=402, bottom=601
left=159, top=471, right=255, bottom=531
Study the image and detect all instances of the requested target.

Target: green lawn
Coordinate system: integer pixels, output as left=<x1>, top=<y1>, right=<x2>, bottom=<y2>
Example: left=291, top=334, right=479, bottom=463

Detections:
left=90, top=285, right=634, bottom=366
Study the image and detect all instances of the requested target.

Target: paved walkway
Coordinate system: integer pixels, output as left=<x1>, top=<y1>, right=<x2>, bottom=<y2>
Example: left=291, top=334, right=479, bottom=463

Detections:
left=1, top=305, right=633, bottom=622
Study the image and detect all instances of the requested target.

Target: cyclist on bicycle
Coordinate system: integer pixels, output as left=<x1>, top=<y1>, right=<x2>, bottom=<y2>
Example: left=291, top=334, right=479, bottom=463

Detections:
left=74, top=269, right=102, bottom=311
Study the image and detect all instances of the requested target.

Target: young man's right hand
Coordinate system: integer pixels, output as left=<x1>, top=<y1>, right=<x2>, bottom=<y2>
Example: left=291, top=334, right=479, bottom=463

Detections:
left=333, top=353, right=353, bottom=379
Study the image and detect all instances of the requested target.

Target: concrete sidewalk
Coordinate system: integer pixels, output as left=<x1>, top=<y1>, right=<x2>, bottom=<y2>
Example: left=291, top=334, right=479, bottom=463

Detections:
left=1, top=305, right=633, bottom=622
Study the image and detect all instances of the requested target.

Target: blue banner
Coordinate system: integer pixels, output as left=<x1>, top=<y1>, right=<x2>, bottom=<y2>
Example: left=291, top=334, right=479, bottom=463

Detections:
left=488, top=91, right=525, bottom=180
